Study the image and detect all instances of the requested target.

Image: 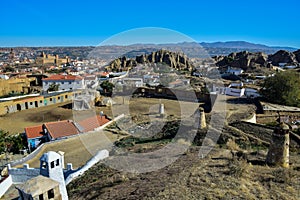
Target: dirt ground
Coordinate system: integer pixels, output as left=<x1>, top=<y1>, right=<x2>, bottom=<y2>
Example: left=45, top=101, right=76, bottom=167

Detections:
left=0, top=102, right=74, bottom=134
left=67, top=145, right=300, bottom=200
left=0, top=97, right=199, bottom=134
left=14, top=130, right=119, bottom=169
left=4, top=97, right=199, bottom=168
left=1, top=95, right=256, bottom=169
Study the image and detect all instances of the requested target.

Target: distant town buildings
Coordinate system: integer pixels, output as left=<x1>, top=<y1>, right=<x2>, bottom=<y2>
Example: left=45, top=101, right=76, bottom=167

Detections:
left=36, top=52, right=70, bottom=66
left=0, top=77, right=36, bottom=97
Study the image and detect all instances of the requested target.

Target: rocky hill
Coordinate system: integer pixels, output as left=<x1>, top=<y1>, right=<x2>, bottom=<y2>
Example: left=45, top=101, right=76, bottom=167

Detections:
left=215, top=49, right=300, bottom=71
left=106, top=49, right=194, bottom=72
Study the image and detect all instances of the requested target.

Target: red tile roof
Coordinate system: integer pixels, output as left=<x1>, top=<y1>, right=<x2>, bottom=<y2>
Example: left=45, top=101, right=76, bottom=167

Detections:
left=25, top=125, right=44, bottom=139
left=42, top=74, right=83, bottom=81
left=99, top=72, right=110, bottom=77
left=44, top=120, right=80, bottom=139
left=77, top=115, right=110, bottom=132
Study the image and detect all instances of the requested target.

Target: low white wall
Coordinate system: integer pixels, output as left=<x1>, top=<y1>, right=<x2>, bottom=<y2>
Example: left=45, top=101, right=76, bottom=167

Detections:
left=0, top=175, right=13, bottom=198
left=65, top=149, right=109, bottom=185
left=94, top=114, right=125, bottom=131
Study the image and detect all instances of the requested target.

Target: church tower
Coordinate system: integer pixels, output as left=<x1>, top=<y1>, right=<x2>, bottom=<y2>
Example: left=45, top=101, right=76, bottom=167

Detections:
left=40, top=151, right=68, bottom=200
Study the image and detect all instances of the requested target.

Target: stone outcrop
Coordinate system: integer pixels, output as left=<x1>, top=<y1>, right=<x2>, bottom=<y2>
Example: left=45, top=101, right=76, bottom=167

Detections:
left=294, top=49, right=300, bottom=63
left=106, top=50, right=194, bottom=72
left=268, top=50, right=297, bottom=66
left=215, top=49, right=300, bottom=71
left=215, top=51, right=268, bottom=70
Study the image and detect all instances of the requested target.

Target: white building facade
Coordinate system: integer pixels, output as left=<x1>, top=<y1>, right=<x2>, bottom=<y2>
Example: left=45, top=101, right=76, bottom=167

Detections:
left=42, top=75, right=84, bottom=91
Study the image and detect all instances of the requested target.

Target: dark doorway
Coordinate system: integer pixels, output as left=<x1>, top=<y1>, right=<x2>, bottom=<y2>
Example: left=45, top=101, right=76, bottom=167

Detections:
left=17, top=104, right=21, bottom=111
left=25, top=102, right=28, bottom=109
left=35, top=101, right=38, bottom=108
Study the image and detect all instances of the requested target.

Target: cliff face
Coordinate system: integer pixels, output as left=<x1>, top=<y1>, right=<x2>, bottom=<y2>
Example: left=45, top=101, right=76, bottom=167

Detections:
left=215, top=49, right=300, bottom=70
left=106, top=49, right=194, bottom=72
left=293, top=49, right=300, bottom=63
left=269, top=50, right=297, bottom=66
left=215, top=51, right=268, bottom=70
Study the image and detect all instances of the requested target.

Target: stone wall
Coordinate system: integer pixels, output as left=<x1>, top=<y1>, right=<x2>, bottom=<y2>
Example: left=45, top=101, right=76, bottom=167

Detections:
left=8, top=164, right=40, bottom=183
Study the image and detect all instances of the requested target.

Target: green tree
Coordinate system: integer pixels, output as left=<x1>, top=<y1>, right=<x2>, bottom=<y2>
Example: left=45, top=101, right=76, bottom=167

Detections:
left=260, top=71, right=300, bottom=107
left=0, top=130, right=26, bottom=154
left=47, top=83, right=60, bottom=92
left=7, top=134, right=26, bottom=154
left=0, top=130, right=8, bottom=154
left=100, top=81, right=115, bottom=96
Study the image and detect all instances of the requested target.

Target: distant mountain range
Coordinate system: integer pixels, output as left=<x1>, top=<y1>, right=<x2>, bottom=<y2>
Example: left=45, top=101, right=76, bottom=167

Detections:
left=199, top=41, right=297, bottom=52
left=1, top=41, right=298, bottom=60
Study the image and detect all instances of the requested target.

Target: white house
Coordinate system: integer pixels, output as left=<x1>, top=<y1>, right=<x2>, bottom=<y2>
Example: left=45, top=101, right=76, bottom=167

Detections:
left=0, top=74, right=9, bottom=80
left=42, top=74, right=84, bottom=91
left=212, top=82, right=245, bottom=97
left=225, top=82, right=245, bottom=97
left=121, top=78, right=144, bottom=88
left=226, top=67, right=244, bottom=75
left=84, top=75, right=99, bottom=89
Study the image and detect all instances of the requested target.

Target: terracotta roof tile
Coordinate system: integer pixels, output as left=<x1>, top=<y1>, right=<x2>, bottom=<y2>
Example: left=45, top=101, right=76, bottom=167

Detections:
left=44, top=120, right=80, bottom=139
left=42, top=74, right=82, bottom=81
left=77, top=115, right=110, bottom=132
left=25, top=125, right=44, bottom=139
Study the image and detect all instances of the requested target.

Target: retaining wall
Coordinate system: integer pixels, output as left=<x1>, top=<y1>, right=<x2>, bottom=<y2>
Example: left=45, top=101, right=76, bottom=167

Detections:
left=65, top=149, right=109, bottom=185
left=0, top=175, right=12, bottom=198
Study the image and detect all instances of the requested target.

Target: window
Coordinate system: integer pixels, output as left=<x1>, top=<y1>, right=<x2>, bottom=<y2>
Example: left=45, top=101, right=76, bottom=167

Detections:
left=47, top=189, right=55, bottom=199
left=58, top=96, right=60, bottom=100
left=65, top=95, right=68, bottom=98
left=50, top=98, right=52, bottom=101
left=61, top=81, right=64, bottom=84
left=41, top=161, right=47, bottom=169
left=30, top=102, right=33, bottom=105
left=39, top=194, right=44, bottom=200
left=40, top=100, right=43, bottom=103
left=69, top=81, right=71, bottom=84
left=50, top=161, right=55, bottom=168
left=56, top=159, right=59, bottom=166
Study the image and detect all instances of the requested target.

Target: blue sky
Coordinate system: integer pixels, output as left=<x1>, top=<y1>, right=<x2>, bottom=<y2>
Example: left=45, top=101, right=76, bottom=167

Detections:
left=1, top=0, right=300, bottom=48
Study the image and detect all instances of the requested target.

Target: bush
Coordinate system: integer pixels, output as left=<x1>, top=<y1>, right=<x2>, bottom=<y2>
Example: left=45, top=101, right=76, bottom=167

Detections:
left=0, top=130, right=26, bottom=154
left=260, top=71, right=300, bottom=107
